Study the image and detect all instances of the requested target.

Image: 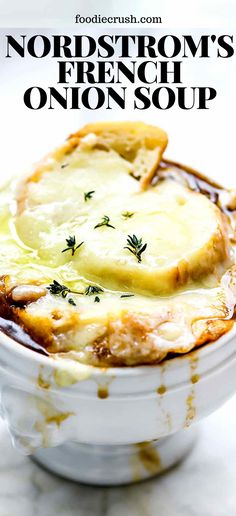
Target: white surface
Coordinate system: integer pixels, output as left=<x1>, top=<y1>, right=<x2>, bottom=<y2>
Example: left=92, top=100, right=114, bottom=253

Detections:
left=0, top=0, right=235, bottom=28
left=0, top=396, right=236, bottom=516
left=0, top=27, right=235, bottom=189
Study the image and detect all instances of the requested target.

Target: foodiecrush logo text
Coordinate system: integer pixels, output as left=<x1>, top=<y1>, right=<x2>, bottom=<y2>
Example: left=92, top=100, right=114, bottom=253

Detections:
left=5, top=33, right=234, bottom=110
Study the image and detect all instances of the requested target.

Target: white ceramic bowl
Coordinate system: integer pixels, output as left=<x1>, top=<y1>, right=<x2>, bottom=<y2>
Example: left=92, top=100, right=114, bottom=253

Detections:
left=0, top=326, right=236, bottom=485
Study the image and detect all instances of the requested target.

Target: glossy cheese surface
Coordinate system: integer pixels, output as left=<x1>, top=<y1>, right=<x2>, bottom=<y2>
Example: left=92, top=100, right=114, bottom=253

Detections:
left=15, top=146, right=229, bottom=295
left=0, top=123, right=235, bottom=366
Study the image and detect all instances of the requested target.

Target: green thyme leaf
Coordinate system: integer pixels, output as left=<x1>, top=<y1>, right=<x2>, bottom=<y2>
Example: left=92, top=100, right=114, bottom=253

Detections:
left=47, top=280, right=82, bottom=305
left=62, top=235, right=84, bottom=256
left=47, top=280, right=71, bottom=299
left=94, top=215, right=115, bottom=229
left=122, top=212, right=135, bottom=219
left=68, top=298, right=76, bottom=306
left=124, top=234, right=147, bottom=263
left=120, top=294, right=135, bottom=298
left=94, top=296, right=100, bottom=303
left=84, top=190, right=95, bottom=202
left=85, top=285, right=104, bottom=296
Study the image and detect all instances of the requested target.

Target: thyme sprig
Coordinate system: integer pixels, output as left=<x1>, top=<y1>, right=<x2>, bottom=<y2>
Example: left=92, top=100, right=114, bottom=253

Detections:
left=48, top=281, right=137, bottom=305
left=94, top=215, right=115, bottom=229
left=124, top=234, right=147, bottom=263
left=47, top=280, right=79, bottom=306
left=47, top=280, right=105, bottom=305
left=122, top=211, right=135, bottom=219
left=84, top=190, right=95, bottom=202
left=62, top=235, right=84, bottom=256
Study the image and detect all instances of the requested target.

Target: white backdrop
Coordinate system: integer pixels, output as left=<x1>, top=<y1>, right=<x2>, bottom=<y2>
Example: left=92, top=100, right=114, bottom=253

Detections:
left=0, top=0, right=235, bottom=28
left=0, top=26, right=235, bottom=188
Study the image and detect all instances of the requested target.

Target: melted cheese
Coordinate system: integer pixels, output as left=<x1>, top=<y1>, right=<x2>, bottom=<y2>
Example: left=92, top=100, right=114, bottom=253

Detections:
left=15, top=146, right=230, bottom=295
left=0, top=126, right=235, bottom=366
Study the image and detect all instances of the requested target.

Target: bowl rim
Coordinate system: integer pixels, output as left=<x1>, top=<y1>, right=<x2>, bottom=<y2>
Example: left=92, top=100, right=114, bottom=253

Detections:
left=0, top=322, right=236, bottom=378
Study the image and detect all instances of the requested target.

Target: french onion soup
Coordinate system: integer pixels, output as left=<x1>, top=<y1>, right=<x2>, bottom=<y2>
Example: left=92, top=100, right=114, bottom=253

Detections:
left=0, top=121, right=236, bottom=366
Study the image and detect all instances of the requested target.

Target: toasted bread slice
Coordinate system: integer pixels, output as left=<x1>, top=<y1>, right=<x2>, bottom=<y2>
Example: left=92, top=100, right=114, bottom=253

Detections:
left=73, top=121, right=168, bottom=188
